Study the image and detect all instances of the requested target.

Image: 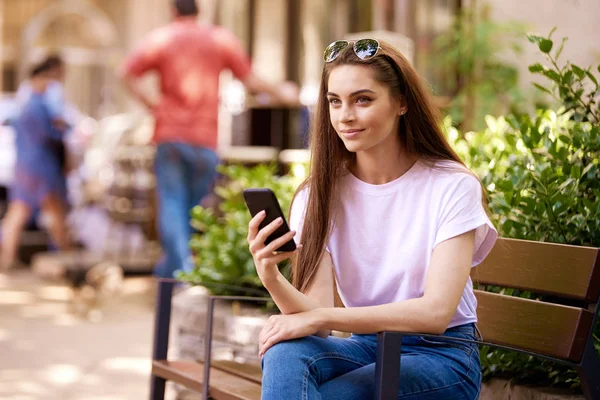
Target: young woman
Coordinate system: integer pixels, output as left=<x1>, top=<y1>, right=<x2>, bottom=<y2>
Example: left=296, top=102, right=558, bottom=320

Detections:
left=247, top=39, right=497, bottom=399
left=1, top=59, right=70, bottom=270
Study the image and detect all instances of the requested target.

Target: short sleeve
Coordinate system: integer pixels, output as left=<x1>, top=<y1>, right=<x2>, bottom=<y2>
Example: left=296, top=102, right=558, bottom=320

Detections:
left=434, top=175, right=498, bottom=266
left=44, top=82, right=65, bottom=119
left=214, top=28, right=252, bottom=81
left=119, top=30, right=165, bottom=78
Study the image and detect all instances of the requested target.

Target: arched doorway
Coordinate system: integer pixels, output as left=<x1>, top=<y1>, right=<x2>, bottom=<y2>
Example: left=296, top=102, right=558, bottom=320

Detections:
left=19, top=0, right=121, bottom=118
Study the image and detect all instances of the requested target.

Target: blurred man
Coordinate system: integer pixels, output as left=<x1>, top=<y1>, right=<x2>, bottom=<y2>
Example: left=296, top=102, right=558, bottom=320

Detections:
left=119, top=0, right=298, bottom=278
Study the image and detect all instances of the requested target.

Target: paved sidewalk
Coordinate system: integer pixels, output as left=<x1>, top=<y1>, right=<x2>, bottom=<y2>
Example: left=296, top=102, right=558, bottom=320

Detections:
left=0, top=268, right=165, bottom=400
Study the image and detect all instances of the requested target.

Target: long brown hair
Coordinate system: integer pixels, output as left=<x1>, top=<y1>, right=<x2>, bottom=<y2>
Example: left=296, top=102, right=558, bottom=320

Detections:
left=291, top=40, right=476, bottom=293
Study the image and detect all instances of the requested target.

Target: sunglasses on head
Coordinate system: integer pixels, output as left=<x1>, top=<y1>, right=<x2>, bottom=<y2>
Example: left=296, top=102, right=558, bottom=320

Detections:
left=323, top=38, right=381, bottom=63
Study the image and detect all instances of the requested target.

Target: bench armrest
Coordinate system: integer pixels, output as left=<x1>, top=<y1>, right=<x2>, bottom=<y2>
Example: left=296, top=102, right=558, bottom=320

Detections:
left=374, top=331, right=482, bottom=400
left=374, top=329, right=582, bottom=400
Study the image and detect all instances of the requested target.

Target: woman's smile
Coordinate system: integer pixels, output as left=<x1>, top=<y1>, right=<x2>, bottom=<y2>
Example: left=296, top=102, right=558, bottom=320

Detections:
left=340, top=128, right=365, bottom=138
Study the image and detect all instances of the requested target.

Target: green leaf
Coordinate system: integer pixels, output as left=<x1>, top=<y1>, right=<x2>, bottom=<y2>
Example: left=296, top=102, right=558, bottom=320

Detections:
left=581, top=163, right=594, bottom=177
left=533, top=83, right=553, bottom=95
left=542, top=70, right=561, bottom=83
left=527, top=34, right=544, bottom=44
left=529, top=63, right=545, bottom=73
left=585, top=70, right=599, bottom=86
left=555, top=37, right=568, bottom=60
left=571, top=165, right=581, bottom=179
left=562, top=70, right=574, bottom=85
left=583, top=198, right=595, bottom=212
left=504, top=191, right=514, bottom=205
left=539, top=39, right=553, bottom=53
left=558, top=135, right=571, bottom=144
left=572, top=65, right=586, bottom=79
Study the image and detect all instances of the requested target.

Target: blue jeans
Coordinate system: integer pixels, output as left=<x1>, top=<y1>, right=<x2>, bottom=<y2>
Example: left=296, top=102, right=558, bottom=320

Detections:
left=153, top=143, right=219, bottom=278
left=261, top=323, right=481, bottom=399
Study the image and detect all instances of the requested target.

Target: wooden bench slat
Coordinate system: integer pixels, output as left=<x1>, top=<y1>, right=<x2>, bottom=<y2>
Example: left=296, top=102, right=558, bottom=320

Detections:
left=152, top=360, right=261, bottom=400
left=212, top=360, right=262, bottom=385
left=474, top=290, right=594, bottom=361
left=474, top=238, right=600, bottom=302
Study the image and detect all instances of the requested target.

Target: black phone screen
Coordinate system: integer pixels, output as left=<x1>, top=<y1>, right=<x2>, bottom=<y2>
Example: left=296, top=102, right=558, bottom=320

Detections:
left=243, top=188, right=297, bottom=252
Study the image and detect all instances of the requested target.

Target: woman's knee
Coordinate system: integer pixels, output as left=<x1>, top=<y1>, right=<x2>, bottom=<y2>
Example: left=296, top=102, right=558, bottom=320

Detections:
left=263, top=340, right=303, bottom=367
left=262, top=336, right=323, bottom=370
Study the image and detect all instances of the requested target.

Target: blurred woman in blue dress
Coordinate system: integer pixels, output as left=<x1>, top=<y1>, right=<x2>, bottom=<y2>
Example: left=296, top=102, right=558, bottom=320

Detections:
left=0, top=58, right=71, bottom=270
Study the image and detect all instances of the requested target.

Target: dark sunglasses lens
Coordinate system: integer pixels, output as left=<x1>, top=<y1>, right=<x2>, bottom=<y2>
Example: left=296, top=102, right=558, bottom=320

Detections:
left=354, top=39, right=379, bottom=60
left=324, top=41, right=349, bottom=62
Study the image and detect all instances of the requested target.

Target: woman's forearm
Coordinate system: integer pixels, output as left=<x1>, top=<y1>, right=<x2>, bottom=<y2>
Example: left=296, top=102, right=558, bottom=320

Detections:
left=264, top=272, right=332, bottom=338
left=263, top=272, right=324, bottom=315
left=314, top=297, right=447, bottom=335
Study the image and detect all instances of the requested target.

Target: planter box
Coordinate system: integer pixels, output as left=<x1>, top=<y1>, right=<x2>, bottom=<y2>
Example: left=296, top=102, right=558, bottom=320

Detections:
left=172, top=285, right=233, bottom=360
left=171, top=285, right=273, bottom=399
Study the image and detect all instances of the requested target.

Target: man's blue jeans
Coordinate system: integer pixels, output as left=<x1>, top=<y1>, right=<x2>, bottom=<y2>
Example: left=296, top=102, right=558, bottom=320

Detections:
left=153, top=143, right=219, bottom=278
left=261, top=323, right=481, bottom=399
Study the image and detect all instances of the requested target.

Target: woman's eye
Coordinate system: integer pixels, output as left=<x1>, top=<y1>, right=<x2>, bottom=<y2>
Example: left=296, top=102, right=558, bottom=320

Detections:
left=357, top=97, right=372, bottom=104
left=328, top=98, right=341, bottom=105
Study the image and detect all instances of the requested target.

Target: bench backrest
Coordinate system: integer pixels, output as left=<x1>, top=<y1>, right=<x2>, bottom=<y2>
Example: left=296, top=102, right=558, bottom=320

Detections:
left=472, top=238, right=600, bottom=362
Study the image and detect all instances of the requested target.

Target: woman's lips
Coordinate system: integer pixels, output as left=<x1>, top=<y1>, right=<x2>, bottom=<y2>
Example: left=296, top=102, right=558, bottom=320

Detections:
left=341, top=129, right=365, bottom=138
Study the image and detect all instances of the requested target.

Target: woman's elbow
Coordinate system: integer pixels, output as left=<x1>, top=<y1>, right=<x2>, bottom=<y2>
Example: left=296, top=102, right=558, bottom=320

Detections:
left=421, top=304, right=454, bottom=335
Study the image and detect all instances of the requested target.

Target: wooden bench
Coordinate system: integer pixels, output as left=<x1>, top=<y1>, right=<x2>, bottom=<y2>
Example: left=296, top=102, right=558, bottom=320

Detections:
left=149, top=238, right=600, bottom=399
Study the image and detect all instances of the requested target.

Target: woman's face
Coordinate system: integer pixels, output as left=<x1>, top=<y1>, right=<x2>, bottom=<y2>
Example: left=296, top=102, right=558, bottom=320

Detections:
left=327, top=64, right=405, bottom=154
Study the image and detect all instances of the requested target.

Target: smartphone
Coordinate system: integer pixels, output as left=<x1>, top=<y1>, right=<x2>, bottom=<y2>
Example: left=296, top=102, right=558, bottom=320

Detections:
left=243, top=188, right=297, bottom=252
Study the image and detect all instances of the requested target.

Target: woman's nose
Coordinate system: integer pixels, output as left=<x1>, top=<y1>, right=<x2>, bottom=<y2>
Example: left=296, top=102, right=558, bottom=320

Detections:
left=340, top=105, right=355, bottom=123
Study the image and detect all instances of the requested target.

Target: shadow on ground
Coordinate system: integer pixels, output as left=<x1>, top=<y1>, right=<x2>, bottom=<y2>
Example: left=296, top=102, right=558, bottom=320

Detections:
left=0, top=268, right=166, bottom=400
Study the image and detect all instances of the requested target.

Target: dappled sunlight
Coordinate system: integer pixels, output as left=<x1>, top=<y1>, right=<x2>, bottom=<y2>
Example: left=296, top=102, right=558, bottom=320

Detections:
left=0, top=290, right=35, bottom=305
left=101, top=357, right=151, bottom=375
left=1, top=270, right=155, bottom=398
left=19, top=302, right=69, bottom=319
left=41, top=364, right=82, bottom=386
left=35, top=285, right=73, bottom=302
left=13, top=381, right=47, bottom=395
left=0, top=370, right=53, bottom=398
left=53, top=313, right=79, bottom=326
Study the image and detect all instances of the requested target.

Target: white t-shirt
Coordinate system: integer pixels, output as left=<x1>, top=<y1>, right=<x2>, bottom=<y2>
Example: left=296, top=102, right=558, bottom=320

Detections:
left=289, top=159, right=498, bottom=328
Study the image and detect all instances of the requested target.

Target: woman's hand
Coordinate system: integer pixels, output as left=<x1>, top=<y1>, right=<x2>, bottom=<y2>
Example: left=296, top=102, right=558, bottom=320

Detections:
left=247, top=210, right=299, bottom=284
left=258, top=310, right=322, bottom=358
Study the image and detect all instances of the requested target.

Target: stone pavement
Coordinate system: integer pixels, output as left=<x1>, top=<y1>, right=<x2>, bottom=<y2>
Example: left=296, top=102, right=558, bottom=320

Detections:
left=0, top=268, right=176, bottom=400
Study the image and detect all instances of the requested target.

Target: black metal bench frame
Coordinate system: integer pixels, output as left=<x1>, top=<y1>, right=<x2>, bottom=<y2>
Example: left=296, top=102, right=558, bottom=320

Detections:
left=150, top=279, right=600, bottom=400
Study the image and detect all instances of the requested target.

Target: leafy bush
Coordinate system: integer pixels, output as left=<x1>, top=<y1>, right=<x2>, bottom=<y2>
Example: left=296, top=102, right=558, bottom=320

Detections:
left=177, top=163, right=305, bottom=297
left=447, top=28, right=600, bottom=387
